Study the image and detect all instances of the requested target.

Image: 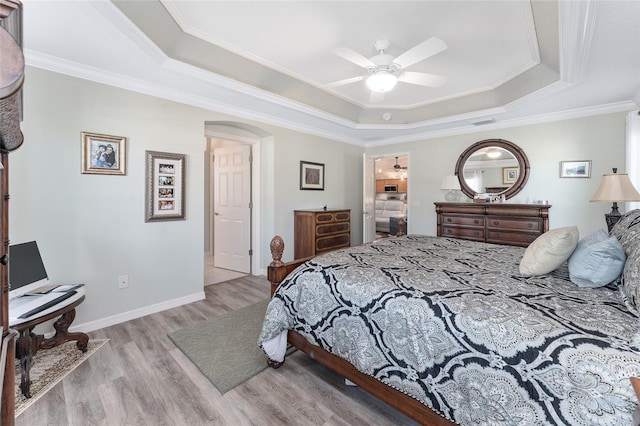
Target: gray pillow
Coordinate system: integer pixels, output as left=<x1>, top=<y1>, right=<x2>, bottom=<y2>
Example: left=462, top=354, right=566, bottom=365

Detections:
left=568, top=229, right=625, bottom=287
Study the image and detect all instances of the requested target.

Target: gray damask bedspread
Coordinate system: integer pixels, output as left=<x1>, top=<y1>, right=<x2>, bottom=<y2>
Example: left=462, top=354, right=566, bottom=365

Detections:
left=258, top=235, right=640, bottom=425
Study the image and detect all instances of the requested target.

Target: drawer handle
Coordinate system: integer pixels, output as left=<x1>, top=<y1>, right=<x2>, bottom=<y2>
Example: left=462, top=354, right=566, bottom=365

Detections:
left=474, top=219, right=479, bottom=224
left=446, top=229, right=452, bottom=234
left=447, top=218, right=452, bottom=222
left=527, top=236, right=533, bottom=242
left=527, top=223, right=533, bottom=228
left=493, top=232, right=499, bottom=238
left=493, top=220, right=499, bottom=225
left=474, top=231, right=479, bottom=236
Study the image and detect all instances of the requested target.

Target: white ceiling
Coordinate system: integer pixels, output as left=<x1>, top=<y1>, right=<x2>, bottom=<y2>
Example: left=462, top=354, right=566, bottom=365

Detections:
left=19, top=1, right=640, bottom=146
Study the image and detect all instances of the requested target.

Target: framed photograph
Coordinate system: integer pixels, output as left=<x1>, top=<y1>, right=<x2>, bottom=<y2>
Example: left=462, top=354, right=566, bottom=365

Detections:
left=503, top=167, right=519, bottom=184
left=300, top=161, right=324, bottom=190
left=560, top=160, right=591, bottom=178
left=145, top=150, right=186, bottom=222
left=81, top=132, right=127, bottom=175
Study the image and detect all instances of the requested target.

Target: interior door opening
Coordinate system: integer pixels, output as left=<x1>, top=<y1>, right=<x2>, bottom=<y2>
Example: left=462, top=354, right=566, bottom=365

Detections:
left=372, top=155, right=409, bottom=239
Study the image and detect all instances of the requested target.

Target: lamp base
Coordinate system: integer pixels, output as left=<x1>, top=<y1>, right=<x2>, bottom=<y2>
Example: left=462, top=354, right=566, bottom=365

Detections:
left=605, top=202, right=621, bottom=232
left=445, top=190, right=457, bottom=202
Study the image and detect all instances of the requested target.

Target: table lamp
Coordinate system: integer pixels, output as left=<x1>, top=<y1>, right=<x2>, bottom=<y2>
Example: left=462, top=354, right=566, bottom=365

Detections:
left=591, top=168, right=640, bottom=231
left=441, top=175, right=461, bottom=202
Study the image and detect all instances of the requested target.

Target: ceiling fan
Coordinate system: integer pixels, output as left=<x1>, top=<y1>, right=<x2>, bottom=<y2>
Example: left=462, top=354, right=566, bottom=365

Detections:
left=325, top=37, right=447, bottom=102
left=393, top=157, right=408, bottom=170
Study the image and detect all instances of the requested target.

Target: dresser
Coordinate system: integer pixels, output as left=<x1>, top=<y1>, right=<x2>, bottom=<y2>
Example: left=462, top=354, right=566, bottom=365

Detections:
left=434, top=203, right=550, bottom=247
left=294, top=209, right=351, bottom=258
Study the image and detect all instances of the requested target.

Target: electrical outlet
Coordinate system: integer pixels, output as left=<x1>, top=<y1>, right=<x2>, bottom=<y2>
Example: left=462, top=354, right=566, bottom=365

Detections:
left=118, top=275, right=129, bottom=289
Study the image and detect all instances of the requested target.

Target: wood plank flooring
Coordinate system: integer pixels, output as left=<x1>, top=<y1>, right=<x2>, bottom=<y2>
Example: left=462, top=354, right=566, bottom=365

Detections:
left=16, top=275, right=417, bottom=425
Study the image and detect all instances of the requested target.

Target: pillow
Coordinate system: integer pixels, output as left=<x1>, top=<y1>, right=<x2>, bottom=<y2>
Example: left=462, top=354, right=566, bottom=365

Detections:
left=567, top=229, right=626, bottom=287
left=610, top=209, right=640, bottom=315
left=519, top=226, right=579, bottom=276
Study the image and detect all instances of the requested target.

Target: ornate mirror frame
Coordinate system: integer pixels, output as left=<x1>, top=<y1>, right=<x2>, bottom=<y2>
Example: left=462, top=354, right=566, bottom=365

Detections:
left=455, top=139, right=530, bottom=200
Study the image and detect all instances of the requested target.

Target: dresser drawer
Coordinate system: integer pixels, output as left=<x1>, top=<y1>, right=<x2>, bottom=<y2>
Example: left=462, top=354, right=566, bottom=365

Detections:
left=441, top=214, right=484, bottom=228
left=486, top=216, right=542, bottom=232
left=316, top=234, right=350, bottom=252
left=441, top=226, right=484, bottom=241
left=315, top=211, right=350, bottom=224
left=316, top=222, right=350, bottom=236
left=486, top=231, right=539, bottom=247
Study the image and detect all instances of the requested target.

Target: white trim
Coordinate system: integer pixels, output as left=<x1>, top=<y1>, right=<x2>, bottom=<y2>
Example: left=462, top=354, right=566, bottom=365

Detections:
left=69, top=291, right=205, bottom=334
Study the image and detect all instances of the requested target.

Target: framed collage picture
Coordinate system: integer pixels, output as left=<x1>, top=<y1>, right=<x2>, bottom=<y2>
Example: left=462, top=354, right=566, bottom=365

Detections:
left=145, top=150, right=186, bottom=222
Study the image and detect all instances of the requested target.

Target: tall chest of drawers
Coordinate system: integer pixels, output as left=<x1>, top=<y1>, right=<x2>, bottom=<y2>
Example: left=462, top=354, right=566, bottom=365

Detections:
left=294, top=209, right=351, bottom=259
left=434, top=203, right=550, bottom=247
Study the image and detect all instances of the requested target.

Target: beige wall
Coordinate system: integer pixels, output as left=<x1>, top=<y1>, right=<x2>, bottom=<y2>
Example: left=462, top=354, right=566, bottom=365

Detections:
left=366, top=112, right=628, bottom=237
left=11, top=67, right=363, bottom=329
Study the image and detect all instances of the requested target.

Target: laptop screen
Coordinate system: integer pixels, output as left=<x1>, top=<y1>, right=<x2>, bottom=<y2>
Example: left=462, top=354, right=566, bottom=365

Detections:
left=9, top=241, right=49, bottom=297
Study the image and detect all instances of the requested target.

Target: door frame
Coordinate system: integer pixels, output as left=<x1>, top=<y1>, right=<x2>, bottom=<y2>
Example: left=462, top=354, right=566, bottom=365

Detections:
left=368, top=152, right=411, bottom=235
left=207, top=131, right=261, bottom=275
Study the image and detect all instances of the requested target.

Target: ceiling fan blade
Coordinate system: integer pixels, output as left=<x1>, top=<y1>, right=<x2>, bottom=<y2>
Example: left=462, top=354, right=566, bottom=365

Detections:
left=323, top=75, right=364, bottom=88
left=399, top=71, right=446, bottom=88
left=370, top=91, right=385, bottom=103
left=333, top=47, right=376, bottom=68
left=393, top=37, right=447, bottom=69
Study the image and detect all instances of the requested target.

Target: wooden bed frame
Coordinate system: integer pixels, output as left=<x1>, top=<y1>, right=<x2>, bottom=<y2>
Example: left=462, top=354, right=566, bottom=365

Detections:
left=266, top=235, right=454, bottom=426
left=267, top=235, right=640, bottom=425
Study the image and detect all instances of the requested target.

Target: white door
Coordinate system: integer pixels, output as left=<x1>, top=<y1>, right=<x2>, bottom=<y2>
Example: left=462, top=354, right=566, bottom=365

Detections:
left=213, top=145, right=251, bottom=273
left=363, top=153, right=376, bottom=243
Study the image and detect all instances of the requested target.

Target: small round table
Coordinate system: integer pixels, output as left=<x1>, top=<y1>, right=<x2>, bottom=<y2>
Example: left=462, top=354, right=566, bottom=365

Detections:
left=11, top=296, right=88, bottom=398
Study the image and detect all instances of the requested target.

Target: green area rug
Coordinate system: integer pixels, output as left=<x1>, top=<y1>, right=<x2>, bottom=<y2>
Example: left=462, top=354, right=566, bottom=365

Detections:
left=169, top=299, right=270, bottom=394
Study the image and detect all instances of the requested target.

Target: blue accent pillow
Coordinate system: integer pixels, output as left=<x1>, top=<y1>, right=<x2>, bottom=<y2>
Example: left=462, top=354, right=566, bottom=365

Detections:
left=568, top=229, right=626, bottom=288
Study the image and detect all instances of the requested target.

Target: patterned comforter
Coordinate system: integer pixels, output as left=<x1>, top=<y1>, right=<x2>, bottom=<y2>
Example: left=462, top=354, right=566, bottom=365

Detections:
left=258, top=235, right=640, bottom=425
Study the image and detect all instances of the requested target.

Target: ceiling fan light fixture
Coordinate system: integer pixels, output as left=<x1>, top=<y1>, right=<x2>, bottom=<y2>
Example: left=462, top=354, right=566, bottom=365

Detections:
left=366, top=70, right=398, bottom=93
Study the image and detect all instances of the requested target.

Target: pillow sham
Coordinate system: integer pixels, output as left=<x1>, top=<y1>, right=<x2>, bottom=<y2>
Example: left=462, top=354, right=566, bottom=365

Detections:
left=519, top=226, right=579, bottom=276
left=567, top=229, right=625, bottom=287
left=610, top=209, right=640, bottom=315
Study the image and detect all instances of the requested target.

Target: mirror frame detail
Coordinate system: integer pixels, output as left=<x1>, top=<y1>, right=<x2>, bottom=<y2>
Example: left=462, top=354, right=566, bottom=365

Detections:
left=455, top=139, right=530, bottom=200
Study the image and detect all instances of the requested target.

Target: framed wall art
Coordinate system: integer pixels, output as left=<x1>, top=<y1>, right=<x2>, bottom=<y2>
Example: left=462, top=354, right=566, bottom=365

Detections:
left=502, top=166, right=519, bottom=184
left=145, top=150, right=186, bottom=222
left=81, top=131, right=127, bottom=175
left=560, top=160, right=591, bottom=178
left=300, top=161, right=324, bottom=190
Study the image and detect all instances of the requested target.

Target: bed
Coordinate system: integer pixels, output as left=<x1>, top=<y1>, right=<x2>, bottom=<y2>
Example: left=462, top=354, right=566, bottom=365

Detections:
left=259, top=210, right=640, bottom=425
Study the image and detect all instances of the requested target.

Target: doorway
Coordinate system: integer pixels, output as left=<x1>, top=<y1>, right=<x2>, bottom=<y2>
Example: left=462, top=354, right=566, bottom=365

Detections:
left=373, top=154, right=409, bottom=240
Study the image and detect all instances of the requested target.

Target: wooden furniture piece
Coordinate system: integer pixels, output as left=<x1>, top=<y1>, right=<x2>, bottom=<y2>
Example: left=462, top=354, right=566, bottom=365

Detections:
left=389, top=216, right=406, bottom=236
left=267, top=236, right=454, bottom=426
left=435, top=202, right=550, bottom=247
left=12, top=295, right=88, bottom=398
left=0, top=2, right=24, bottom=423
left=294, top=209, right=350, bottom=259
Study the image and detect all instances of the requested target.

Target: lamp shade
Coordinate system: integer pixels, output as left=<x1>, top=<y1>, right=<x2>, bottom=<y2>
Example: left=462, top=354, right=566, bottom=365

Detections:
left=591, top=173, right=640, bottom=202
left=441, top=175, right=461, bottom=191
left=366, top=70, right=398, bottom=92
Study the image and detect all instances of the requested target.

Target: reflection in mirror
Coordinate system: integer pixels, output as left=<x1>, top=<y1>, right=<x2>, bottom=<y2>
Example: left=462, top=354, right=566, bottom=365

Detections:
left=455, top=139, right=529, bottom=200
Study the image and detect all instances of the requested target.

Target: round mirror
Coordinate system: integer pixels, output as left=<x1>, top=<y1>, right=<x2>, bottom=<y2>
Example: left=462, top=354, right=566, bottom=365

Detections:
left=455, top=139, right=530, bottom=200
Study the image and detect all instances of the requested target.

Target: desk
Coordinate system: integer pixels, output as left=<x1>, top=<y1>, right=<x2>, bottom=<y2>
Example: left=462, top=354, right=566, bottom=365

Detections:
left=10, top=294, right=88, bottom=398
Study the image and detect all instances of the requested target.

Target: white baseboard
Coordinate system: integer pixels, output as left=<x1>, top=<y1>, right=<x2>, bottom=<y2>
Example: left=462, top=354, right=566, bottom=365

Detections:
left=70, top=291, right=206, bottom=333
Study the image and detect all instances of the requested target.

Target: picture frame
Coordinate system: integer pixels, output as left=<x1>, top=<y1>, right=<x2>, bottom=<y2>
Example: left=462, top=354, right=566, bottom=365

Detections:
left=502, top=166, right=519, bottom=184
left=300, top=161, right=324, bottom=190
left=145, top=150, right=186, bottom=222
left=81, top=132, right=127, bottom=175
left=560, top=160, right=591, bottom=178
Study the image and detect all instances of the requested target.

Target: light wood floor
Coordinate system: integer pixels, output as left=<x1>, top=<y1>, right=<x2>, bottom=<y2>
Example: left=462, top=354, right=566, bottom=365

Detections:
left=16, top=275, right=417, bottom=425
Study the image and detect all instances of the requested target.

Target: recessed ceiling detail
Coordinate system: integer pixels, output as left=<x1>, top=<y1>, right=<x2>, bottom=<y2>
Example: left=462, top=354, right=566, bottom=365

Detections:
left=21, top=1, right=640, bottom=145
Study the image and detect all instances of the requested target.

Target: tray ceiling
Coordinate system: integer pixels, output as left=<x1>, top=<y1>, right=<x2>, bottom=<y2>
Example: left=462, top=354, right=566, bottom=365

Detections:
left=20, top=1, right=640, bottom=146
